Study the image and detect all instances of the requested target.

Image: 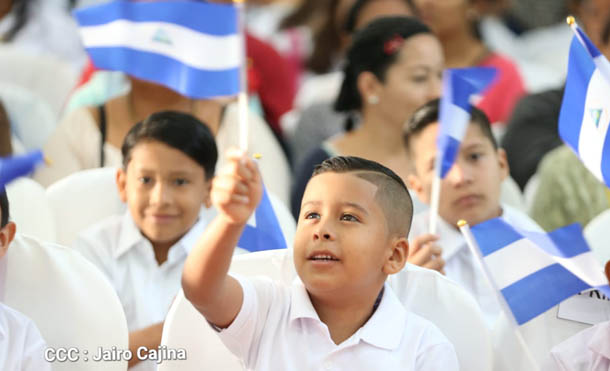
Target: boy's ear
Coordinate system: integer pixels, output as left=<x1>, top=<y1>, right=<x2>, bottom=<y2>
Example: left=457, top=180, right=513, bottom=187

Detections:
left=203, top=179, right=213, bottom=208
left=383, top=237, right=409, bottom=275
left=116, top=168, right=128, bottom=203
left=0, top=222, right=17, bottom=258
left=605, top=260, right=610, bottom=285
left=497, top=148, right=509, bottom=182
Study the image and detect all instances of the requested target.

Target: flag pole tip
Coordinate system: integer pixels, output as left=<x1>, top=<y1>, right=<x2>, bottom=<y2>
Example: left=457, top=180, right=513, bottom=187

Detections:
left=566, top=16, right=575, bottom=26
left=253, top=153, right=262, bottom=160
left=457, top=219, right=468, bottom=228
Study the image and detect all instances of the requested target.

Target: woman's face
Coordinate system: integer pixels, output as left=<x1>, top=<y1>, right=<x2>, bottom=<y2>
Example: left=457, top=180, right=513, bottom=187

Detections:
left=373, top=33, right=444, bottom=126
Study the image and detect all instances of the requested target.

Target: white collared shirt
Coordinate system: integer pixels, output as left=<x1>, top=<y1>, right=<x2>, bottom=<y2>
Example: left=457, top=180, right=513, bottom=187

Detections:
left=217, top=276, right=459, bottom=371
left=544, top=321, right=610, bottom=371
left=0, top=302, right=51, bottom=371
left=409, top=204, right=542, bottom=327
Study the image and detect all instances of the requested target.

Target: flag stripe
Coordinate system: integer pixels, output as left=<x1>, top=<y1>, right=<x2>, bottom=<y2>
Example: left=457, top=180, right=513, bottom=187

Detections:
left=79, top=20, right=241, bottom=70
left=501, top=263, right=590, bottom=325
left=87, top=47, right=240, bottom=98
left=470, top=218, right=522, bottom=256
left=437, top=135, right=462, bottom=178
left=73, top=0, right=237, bottom=36
left=575, top=27, right=602, bottom=58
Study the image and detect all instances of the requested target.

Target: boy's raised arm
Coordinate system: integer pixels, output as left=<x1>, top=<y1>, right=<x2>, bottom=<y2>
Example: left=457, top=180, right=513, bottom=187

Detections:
left=182, top=148, right=263, bottom=328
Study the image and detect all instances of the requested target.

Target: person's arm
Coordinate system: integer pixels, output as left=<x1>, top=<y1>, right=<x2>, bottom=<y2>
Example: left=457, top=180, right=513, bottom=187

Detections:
left=182, top=148, right=262, bottom=328
left=127, top=322, right=163, bottom=368
left=407, top=234, right=445, bottom=273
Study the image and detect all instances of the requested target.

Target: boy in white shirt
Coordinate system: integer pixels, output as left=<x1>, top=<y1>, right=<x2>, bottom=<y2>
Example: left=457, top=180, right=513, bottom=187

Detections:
left=183, top=153, right=459, bottom=370
left=0, top=189, right=51, bottom=371
left=403, top=99, right=542, bottom=326
left=73, top=111, right=218, bottom=370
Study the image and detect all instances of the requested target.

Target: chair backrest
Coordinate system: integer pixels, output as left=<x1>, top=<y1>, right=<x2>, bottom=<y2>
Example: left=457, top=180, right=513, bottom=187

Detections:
left=584, top=208, right=610, bottom=266
left=0, top=46, right=78, bottom=118
left=2, top=234, right=128, bottom=371
left=46, top=167, right=125, bottom=246
left=160, top=250, right=492, bottom=371
left=6, top=177, right=56, bottom=242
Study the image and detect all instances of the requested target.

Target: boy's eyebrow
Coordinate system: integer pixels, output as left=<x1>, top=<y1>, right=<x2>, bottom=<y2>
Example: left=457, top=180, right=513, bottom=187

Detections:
left=300, top=201, right=369, bottom=215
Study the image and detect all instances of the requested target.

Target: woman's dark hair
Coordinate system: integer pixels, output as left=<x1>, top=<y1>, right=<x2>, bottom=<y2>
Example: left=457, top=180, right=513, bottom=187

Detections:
left=2, top=0, right=29, bottom=42
left=121, top=111, right=218, bottom=180
left=305, top=0, right=345, bottom=74
left=334, top=16, right=431, bottom=122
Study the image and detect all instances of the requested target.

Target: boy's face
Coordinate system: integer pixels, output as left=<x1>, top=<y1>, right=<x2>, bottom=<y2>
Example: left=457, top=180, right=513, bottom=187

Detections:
left=117, top=141, right=212, bottom=248
left=294, top=173, right=406, bottom=299
left=408, top=122, right=508, bottom=228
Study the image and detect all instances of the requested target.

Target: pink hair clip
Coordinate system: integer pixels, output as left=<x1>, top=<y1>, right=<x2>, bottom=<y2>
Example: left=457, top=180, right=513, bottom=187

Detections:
left=383, top=34, right=404, bottom=55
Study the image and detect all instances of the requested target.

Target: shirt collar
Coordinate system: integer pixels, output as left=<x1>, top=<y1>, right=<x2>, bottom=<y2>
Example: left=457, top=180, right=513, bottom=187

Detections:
left=588, top=322, right=610, bottom=360
left=289, top=281, right=407, bottom=351
left=113, top=208, right=214, bottom=260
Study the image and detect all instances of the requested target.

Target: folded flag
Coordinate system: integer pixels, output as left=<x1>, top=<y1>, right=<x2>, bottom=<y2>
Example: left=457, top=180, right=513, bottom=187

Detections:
left=470, top=218, right=610, bottom=325
left=0, top=151, right=44, bottom=189
left=73, top=0, right=241, bottom=98
left=559, top=20, right=610, bottom=186
left=238, top=186, right=287, bottom=253
left=436, top=67, right=497, bottom=178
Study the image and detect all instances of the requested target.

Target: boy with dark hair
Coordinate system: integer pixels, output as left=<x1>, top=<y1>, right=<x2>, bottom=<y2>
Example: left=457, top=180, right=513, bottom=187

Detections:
left=73, top=111, right=218, bottom=370
left=403, top=98, right=541, bottom=325
left=0, top=189, right=50, bottom=371
left=183, top=151, right=459, bottom=370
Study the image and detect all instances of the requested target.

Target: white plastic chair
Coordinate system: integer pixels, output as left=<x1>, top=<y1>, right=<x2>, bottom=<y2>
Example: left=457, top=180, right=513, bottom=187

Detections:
left=0, top=46, right=78, bottom=118
left=5, top=177, right=56, bottom=242
left=2, top=234, right=128, bottom=371
left=500, top=176, right=526, bottom=213
left=160, top=250, right=493, bottom=371
left=0, top=82, right=58, bottom=150
left=46, top=167, right=125, bottom=246
left=584, top=209, right=610, bottom=266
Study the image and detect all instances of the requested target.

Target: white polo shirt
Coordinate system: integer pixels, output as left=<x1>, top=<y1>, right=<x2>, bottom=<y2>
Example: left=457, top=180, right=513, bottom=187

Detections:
left=409, top=204, right=542, bottom=327
left=217, top=276, right=459, bottom=371
left=0, top=302, right=51, bottom=371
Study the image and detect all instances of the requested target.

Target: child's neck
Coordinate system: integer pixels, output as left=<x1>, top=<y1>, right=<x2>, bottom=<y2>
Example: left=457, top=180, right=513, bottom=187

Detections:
left=309, top=286, right=384, bottom=345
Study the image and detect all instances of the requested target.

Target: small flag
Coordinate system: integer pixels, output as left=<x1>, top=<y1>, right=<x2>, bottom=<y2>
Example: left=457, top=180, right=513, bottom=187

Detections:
left=436, top=67, right=498, bottom=178
left=470, top=218, right=610, bottom=325
left=238, top=186, right=287, bottom=252
left=559, top=21, right=610, bottom=186
left=0, top=151, right=44, bottom=188
left=73, top=0, right=241, bottom=98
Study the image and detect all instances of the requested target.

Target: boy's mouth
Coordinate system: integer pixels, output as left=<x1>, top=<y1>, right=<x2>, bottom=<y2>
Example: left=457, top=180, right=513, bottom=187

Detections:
left=308, top=252, right=340, bottom=261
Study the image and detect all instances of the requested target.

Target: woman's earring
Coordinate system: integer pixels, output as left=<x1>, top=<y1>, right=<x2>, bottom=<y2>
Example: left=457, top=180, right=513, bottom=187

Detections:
left=368, top=95, right=379, bottom=105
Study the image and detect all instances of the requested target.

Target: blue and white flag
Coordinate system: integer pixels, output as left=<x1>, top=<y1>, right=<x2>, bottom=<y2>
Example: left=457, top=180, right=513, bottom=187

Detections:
left=436, top=67, right=497, bottom=178
left=471, top=218, right=610, bottom=325
left=74, top=0, right=241, bottom=98
left=0, top=151, right=44, bottom=189
left=559, top=23, right=610, bottom=186
left=238, top=186, right=287, bottom=253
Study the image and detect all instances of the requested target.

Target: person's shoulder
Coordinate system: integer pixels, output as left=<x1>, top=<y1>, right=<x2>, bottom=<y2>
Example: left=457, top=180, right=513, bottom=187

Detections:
left=402, top=308, right=453, bottom=347
left=72, top=213, right=126, bottom=253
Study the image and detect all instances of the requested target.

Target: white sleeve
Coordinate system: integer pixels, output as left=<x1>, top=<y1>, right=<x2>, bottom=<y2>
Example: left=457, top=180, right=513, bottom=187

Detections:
left=415, top=325, right=460, bottom=371
left=215, top=275, right=277, bottom=367
left=21, top=320, right=52, bottom=371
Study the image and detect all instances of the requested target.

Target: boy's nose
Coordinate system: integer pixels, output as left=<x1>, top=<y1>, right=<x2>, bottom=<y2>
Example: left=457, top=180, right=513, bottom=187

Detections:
left=150, top=183, right=171, bottom=205
left=313, top=221, right=335, bottom=242
left=446, top=162, right=473, bottom=186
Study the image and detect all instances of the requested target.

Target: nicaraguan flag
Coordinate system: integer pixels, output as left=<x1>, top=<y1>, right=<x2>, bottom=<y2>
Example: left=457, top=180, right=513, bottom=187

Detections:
left=471, top=218, right=610, bottom=325
left=559, top=25, right=610, bottom=186
left=436, top=67, right=497, bottom=178
left=73, top=0, right=241, bottom=98
left=238, top=186, right=287, bottom=253
left=0, top=151, right=44, bottom=188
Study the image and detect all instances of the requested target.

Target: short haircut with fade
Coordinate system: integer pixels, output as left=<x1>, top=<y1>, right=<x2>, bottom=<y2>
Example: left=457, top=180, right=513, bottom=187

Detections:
left=0, top=188, right=9, bottom=228
left=121, top=111, right=218, bottom=180
left=403, top=98, right=497, bottom=162
left=312, top=156, right=413, bottom=238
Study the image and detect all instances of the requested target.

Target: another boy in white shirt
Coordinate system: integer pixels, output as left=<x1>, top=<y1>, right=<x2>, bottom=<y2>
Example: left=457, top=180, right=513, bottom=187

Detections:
left=403, top=99, right=542, bottom=326
left=0, top=189, right=51, bottom=371
left=183, top=153, right=459, bottom=370
left=73, top=111, right=218, bottom=370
